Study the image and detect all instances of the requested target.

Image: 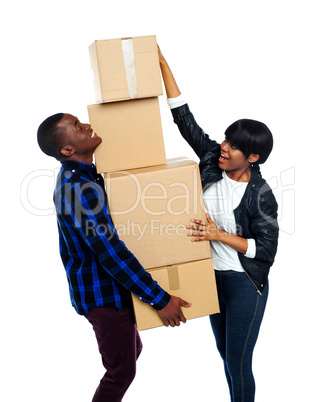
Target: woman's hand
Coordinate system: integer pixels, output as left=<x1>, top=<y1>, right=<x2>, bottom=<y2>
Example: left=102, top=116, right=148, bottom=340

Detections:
left=187, top=213, right=249, bottom=254
left=157, top=44, right=181, bottom=98
left=157, top=45, right=165, bottom=65
left=187, top=213, right=221, bottom=242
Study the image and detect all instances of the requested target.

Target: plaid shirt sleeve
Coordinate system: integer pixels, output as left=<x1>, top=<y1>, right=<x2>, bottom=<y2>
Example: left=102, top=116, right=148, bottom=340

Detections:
left=59, top=175, right=170, bottom=310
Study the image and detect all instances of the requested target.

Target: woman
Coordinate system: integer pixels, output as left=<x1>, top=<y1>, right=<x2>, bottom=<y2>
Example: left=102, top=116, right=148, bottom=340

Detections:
left=159, top=48, right=279, bottom=402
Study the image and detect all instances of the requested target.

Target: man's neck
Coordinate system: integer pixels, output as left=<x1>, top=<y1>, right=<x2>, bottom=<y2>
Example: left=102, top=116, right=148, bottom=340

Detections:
left=60, top=155, right=94, bottom=165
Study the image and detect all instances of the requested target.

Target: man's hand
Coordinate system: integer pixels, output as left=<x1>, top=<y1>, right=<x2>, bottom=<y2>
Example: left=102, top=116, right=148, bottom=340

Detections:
left=157, top=295, right=191, bottom=327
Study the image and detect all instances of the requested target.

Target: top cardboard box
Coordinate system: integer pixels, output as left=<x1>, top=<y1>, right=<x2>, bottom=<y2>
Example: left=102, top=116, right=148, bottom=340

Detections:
left=89, top=35, right=163, bottom=103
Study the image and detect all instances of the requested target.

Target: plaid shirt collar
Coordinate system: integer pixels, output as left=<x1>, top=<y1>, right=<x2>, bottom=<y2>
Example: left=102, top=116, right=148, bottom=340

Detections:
left=61, top=160, right=97, bottom=174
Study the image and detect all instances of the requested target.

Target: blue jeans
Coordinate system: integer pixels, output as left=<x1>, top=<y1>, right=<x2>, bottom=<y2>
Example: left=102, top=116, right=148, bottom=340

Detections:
left=210, top=270, right=268, bottom=402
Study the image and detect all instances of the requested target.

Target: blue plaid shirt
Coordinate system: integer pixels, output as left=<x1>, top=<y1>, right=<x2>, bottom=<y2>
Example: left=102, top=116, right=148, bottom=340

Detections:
left=53, top=161, right=171, bottom=315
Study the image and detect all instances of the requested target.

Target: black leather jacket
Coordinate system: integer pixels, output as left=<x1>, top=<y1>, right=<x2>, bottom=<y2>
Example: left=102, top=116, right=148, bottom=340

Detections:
left=172, top=104, right=279, bottom=294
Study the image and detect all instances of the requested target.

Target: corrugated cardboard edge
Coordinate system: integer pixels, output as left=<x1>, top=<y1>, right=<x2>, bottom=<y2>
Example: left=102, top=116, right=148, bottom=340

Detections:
left=104, top=156, right=193, bottom=178
left=90, top=35, right=157, bottom=45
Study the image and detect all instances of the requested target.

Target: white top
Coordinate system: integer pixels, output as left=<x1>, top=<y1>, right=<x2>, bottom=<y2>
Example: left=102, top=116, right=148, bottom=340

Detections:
left=167, top=95, right=256, bottom=272
left=204, top=171, right=256, bottom=272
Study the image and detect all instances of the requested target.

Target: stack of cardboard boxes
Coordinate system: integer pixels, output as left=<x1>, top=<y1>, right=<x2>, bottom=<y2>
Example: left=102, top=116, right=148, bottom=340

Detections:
left=87, top=35, right=219, bottom=330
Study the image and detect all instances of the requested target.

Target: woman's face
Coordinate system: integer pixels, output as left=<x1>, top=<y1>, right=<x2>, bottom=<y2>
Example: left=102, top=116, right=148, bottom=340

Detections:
left=218, top=140, right=252, bottom=173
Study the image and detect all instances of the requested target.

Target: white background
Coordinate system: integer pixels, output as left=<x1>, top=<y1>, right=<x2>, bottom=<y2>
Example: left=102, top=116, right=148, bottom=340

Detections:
left=1, top=1, right=313, bottom=401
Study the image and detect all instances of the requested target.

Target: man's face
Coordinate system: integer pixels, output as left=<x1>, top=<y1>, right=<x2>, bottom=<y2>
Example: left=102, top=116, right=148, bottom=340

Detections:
left=58, top=114, right=102, bottom=158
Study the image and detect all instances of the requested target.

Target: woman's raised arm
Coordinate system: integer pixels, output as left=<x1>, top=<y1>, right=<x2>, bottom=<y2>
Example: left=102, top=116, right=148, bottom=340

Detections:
left=158, top=46, right=181, bottom=99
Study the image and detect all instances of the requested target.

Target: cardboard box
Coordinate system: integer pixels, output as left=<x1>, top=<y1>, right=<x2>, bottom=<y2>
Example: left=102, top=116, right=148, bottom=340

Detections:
left=105, top=158, right=211, bottom=268
left=89, top=35, right=163, bottom=103
left=132, top=259, right=219, bottom=331
left=88, top=97, right=166, bottom=173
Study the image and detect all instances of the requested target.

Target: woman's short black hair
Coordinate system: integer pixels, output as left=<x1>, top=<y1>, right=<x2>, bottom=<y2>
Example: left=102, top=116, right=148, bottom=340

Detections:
left=37, top=113, right=65, bottom=160
left=224, top=119, right=273, bottom=164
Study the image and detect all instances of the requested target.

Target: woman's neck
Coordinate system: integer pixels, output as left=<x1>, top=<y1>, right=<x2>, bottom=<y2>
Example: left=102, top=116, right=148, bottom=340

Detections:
left=225, top=166, right=251, bottom=182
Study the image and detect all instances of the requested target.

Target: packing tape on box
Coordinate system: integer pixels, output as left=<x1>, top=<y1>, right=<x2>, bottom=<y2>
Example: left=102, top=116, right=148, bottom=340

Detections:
left=121, top=39, right=138, bottom=99
left=167, top=265, right=180, bottom=291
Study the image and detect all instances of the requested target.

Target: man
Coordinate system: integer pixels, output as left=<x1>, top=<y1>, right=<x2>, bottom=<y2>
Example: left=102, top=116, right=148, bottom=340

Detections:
left=37, top=113, right=191, bottom=402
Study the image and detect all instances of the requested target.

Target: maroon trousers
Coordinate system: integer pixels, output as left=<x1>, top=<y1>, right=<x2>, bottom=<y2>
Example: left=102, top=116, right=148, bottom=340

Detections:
left=85, top=306, right=143, bottom=402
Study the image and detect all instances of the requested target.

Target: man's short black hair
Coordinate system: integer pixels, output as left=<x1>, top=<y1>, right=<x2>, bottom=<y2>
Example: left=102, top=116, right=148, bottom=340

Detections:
left=37, top=113, right=65, bottom=160
left=225, top=119, right=273, bottom=165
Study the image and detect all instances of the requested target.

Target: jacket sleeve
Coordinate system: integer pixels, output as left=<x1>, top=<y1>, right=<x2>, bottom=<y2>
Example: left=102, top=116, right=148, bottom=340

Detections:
left=249, top=183, right=279, bottom=264
left=171, top=105, right=222, bottom=187
left=171, top=104, right=221, bottom=160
